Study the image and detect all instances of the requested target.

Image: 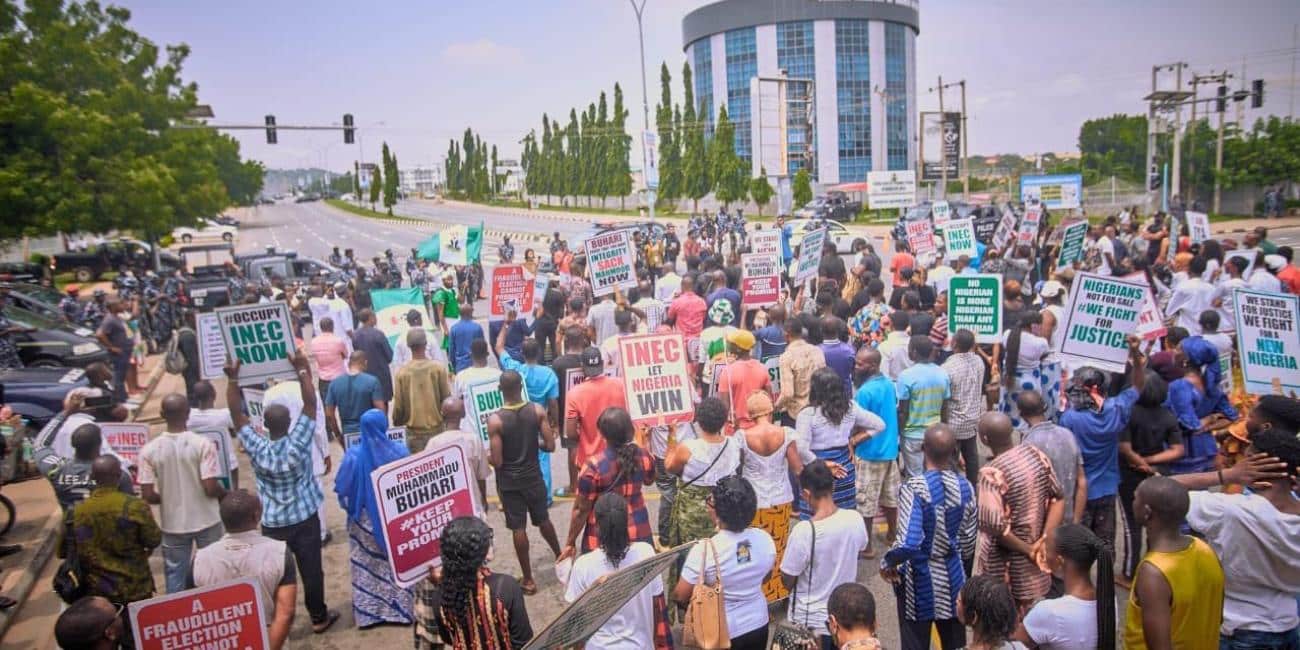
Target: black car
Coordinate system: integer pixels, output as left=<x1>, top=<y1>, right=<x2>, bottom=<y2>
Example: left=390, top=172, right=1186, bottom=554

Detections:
left=51, top=239, right=181, bottom=283
left=0, top=262, right=46, bottom=284
left=4, top=304, right=110, bottom=368
left=892, top=201, right=1002, bottom=246
left=0, top=367, right=88, bottom=424
left=1, top=281, right=71, bottom=323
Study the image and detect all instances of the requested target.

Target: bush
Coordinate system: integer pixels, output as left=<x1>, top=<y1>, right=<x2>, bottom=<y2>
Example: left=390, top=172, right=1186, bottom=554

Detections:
left=28, top=253, right=48, bottom=266
left=158, top=234, right=174, bottom=248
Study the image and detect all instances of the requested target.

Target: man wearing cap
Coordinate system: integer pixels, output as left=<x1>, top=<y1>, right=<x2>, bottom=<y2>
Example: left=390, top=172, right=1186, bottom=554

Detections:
left=60, top=285, right=84, bottom=323
left=564, top=348, right=627, bottom=469
left=714, top=330, right=770, bottom=431
left=1254, top=254, right=1286, bottom=293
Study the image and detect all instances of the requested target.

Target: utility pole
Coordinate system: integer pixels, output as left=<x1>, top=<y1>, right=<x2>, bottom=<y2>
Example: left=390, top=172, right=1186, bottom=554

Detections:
left=960, top=80, right=968, bottom=201
left=1170, top=62, right=1186, bottom=198
left=629, top=0, right=655, bottom=222
left=1215, top=90, right=1226, bottom=215
left=937, top=75, right=947, bottom=198
left=1291, top=23, right=1297, bottom=120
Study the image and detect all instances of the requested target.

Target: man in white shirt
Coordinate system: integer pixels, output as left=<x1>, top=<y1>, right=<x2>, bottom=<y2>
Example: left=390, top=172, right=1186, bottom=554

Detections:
left=327, top=283, right=355, bottom=348
left=878, top=314, right=914, bottom=382
left=426, top=397, right=491, bottom=513
left=1165, top=256, right=1217, bottom=336
left=1214, top=256, right=1250, bottom=333
left=1252, top=255, right=1286, bottom=293
left=1092, top=226, right=1117, bottom=276
left=138, top=392, right=226, bottom=594
left=586, top=294, right=618, bottom=346
left=185, top=380, right=239, bottom=490
left=600, top=310, right=637, bottom=377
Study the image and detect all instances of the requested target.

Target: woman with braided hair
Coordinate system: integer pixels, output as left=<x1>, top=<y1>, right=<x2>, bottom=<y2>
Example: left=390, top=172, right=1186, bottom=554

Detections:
left=420, top=517, right=532, bottom=650
left=957, top=575, right=1025, bottom=650
left=1014, top=524, right=1116, bottom=649
left=559, top=407, right=656, bottom=565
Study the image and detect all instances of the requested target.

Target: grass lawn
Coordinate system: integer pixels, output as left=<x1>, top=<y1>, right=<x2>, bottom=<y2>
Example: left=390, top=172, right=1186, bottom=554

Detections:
left=325, top=199, right=425, bottom=224
left=54, top=271, right=117, bottom=291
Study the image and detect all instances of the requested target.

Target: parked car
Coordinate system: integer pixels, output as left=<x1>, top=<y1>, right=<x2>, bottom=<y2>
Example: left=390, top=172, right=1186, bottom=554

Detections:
left=172, top=219, right=237, bottom=243
left=0, top=262, right=46, bottom=284
left=211, top=214, right=241, bottom=227
left=891, top=201, right=1002, bottom=246
left=185, top=247, right=343, bottom=311
left=784, top=219, right=858, bottom=255
left=1, top=282, right=75, bottom=324
left=794, top=191, right=863, bottom=222
left=0, top=366, right=88, bottom=424
left=4, top=305, right=109, bottom=368
left=51, top=239, right=181, bottom=283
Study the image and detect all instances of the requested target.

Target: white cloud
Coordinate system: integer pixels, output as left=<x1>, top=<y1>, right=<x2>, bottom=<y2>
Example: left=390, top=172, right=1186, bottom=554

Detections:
left=440, top=38, right=524, bottom=66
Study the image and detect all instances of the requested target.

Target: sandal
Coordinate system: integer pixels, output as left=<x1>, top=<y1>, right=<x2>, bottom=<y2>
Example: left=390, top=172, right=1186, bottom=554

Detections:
left=312, top=610, right=340, bottom=634
left=0, top=596, right=15, bottom=610
left=519, top=578, right=538, bottom=596
left=553, top=487, right=573, bottom=499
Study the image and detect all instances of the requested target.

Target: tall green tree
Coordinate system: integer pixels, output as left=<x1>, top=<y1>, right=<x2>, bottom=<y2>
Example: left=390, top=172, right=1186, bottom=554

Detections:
left=751, top=168, right=773, bottom=216
left=1221, top=116, right=1300, bottom=190
left=655, top=62, right=681, bottom=205
left=1077, top=114, right=1148, bottom=183
left=595, top=91, right=610, bottom=205
left=609, top=83, right=632, bottom=208
left=369, top=163, right=381, bottom=208
left=681, top=61, right=710, bottom=211
left=793, top=169, right=813, bottom=207
left=490, top=145, right=499, bottom=196
left=710, top=105, right=746, bottom=208
left=565, top=109, right=581, bottom=205
left=381, top=142, right=397, bottom=213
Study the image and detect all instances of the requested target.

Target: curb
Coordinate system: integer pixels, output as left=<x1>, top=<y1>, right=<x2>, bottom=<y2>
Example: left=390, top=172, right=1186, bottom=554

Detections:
left=0, top=504, right=64, bottom=640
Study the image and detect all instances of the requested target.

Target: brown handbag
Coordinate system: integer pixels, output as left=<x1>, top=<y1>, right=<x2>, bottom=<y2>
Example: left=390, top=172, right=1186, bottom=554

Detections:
left=682, top=538, right=731, bottom=649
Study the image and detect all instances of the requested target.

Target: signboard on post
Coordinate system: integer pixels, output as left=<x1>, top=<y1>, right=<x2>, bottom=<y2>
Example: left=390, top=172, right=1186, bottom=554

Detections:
left=867, top=170, right=917, bottom=209
left=992, top=207, right=1018, bottom=251
left=740, top=254, right=781, bottom=308
left=947, top=274, right=1002, bottom=343
left=1020, top=174, right=1083, bottom=210
left=214, top=302, right=295, bottom=386
left=196, top=312, right=227, bottom=381
left=906, top=219, right=936, bottom=258
left=920, top=112, right=962, bottom=181
left=1186, top=211, right=1211, bottom=244
left=942, top=218, right=977, bottom=262
left=1017, top=206, right=1043, bottom=246
left=130, top=578, right=268, bottom=650
left=1059, top=272, right=1148, bottom=373
left=524, top=542, right=695, bottom=650
left=792, top=228, right=826, bottom=284
left=1056, top=220, right=1090, bottom=269
left=488, top=265, right=536, bottom=322
left=1233, top=288, right=1300, bottom=394
left=749, top=229, right=780, bottom=258
left=619, top=334, right=695, bottom=426
left=586, top=230, right=638, bottom=297
left=100, top=423, right=148, bottom=474
left=642, top=131, right=659, bottom=191
left=931, top=200, right=952, bottom=226
left=372, top=443, right=482, bottom=587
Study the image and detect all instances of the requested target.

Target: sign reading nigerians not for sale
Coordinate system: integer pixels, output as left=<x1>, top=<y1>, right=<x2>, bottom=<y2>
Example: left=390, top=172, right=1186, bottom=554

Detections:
left=1059, top=272, right=1147, bottom=373
left=215, top=302, right=296, bottom=386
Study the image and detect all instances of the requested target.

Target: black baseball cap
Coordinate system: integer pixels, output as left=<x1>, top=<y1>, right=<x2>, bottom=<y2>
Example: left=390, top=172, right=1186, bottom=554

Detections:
left=581, top=346, right=604, bottom=377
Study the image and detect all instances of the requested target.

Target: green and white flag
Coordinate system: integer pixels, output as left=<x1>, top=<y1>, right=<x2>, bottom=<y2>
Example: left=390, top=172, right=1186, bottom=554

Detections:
left=416, top=222, right=484, bottom=264
left=371, top=287, right=433, bottom=348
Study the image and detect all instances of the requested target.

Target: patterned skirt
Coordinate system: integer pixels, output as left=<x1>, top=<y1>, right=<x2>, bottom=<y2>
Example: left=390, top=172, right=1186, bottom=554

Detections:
left=1040, top=361, right=1062, bottom=421
left=796, top=446, right=857, bottom=519
left=752, top=502, right=794, bottom=602
left=348, top=512, right=414, bottom=628
left=666, top=482, right=716, bottom=548
left=1000, top=366, right=1044, bottom=431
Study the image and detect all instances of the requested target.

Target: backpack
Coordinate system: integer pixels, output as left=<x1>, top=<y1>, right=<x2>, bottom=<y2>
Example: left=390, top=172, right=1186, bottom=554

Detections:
left=164, top=327, right=189, bottom=374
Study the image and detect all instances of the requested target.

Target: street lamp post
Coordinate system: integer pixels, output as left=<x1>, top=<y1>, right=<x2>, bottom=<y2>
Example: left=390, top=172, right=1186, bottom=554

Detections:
left=629, top=0, right=655, bottom=222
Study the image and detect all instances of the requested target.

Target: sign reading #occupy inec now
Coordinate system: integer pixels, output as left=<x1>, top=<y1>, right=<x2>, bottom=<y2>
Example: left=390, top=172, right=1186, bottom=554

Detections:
left=942, top=218, right=977, bottom=261
left=1060, top=272, right=1148, bottom=373
left=947, top=274, right=1002, bottom=343
left=1020, top=173, right=1083, bottom=210
left=586, top=229, right=638, bottom=297
left=215, top=302, right=295, bottom=386
left=130, top=578, right=268, bottom=650
left=1233, top=288, right=1300, bottom=394
left=866, top=170, right=917, bottom=209
left=619, top=333, right=695, bottom=426
left=372, top=443, right=482, bottom=587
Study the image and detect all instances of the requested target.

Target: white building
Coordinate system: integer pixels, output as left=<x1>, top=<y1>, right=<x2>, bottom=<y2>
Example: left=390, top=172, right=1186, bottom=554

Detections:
left=495, top=159, right=526, bottom=194
left=399, top=165, right=443, bottom=196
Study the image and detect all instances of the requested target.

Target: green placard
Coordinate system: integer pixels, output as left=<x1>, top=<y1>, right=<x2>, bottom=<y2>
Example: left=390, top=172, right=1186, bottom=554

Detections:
left=947, top=274, right=1003, bottom=343
left=1056, top=221, right=1089, bottom=270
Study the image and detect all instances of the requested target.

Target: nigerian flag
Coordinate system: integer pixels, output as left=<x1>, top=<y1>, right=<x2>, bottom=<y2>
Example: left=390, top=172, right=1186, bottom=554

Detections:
left=370, top=288, right=433, bottom=347
left=417, top=222, right=484, bottom=265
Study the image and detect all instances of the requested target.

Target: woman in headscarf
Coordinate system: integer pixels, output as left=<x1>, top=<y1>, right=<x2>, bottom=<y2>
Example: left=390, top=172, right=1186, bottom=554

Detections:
left=334, top=408, right=414, bottom=627
left=1165, top=334, right=1237, bottom=475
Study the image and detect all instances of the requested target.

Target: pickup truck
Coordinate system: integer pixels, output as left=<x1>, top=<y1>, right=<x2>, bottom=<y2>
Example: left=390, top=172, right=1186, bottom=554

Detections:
left=51, top=239, right=180, bottom=283
left=185, top=246, right=344, bottom=311
left=794, top=191, right=863, bottom=222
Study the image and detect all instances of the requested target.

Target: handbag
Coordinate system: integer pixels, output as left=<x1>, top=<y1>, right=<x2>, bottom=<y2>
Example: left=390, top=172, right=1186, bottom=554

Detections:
left=682, top=538, right=730, bottom=649
left=52, top=511, right=87, bottom=604
left=770, top=521, right=820, bottom=650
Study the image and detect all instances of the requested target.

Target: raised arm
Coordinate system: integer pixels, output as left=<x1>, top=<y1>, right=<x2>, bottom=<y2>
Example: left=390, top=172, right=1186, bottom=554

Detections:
left=292, top=350, right=316, bottom=416
left=224, top=359, right=250, bottom=430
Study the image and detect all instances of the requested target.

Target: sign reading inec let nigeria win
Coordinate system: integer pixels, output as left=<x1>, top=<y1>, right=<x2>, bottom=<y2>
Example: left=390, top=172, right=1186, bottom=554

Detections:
left=618, top=333, right=695, bottom=426
left=947, top=274, right=1002, bottom=343
left=215, top=302, right=295, bottom=386
left=1059, top=272, right=1148, bottom=373
left=1056, top=220, right=1089, bottom=269
left=586, top=229, right=638, bottom=297
left=942, top=218, right=977, bottom=261
left=1233, top=288, right=1300, bottom=394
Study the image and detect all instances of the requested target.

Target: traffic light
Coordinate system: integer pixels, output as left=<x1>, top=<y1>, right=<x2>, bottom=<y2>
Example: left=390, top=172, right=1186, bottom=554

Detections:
left=1252, top=79, right=1265, bottom=108
left=1216, top=86, right=1227, bottom=113
left=343, top=114, right=355, bottom=144
left=264, top=115, right=277, bottom=144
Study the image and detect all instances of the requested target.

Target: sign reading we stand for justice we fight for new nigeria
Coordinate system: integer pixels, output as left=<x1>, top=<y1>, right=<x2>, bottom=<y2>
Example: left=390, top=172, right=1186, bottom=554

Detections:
left=214, top=302, right=296, bottom=386
left=585, top=230, right=638, bottom=297
left=1233, top=288, right=1300, bottom=394
left=1059, top=272, right=1149, bottom=373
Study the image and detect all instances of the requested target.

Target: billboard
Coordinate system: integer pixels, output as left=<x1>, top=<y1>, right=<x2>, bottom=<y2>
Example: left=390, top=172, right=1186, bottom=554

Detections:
left=920, top=112, right=962, bottom=181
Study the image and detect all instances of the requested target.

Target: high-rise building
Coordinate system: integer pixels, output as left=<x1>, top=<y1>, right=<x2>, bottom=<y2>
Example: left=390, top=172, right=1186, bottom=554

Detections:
left=683, top=0, right=919, bottom=184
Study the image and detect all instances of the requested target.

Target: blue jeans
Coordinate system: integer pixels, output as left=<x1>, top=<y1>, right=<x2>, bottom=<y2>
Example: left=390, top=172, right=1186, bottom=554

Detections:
left=161, top=522, right=223, bottom=594
left=1221, top=628, right=1300, bottom=650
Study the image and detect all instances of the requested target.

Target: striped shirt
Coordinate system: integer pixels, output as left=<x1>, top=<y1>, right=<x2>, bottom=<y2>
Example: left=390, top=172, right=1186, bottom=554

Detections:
left=974, top=444, right=1062, bottom=602
left=237, top=414, right=323, bottom=528
left=941, top=352, right=987, bottom=440
left=897, top=362, right=951, bottom=439
left=883, top=470, right=977, bottom=622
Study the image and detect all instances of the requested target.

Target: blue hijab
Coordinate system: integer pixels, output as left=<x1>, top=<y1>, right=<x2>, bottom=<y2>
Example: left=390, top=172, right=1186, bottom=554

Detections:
left=334, top=409, right=408, bottom=552
left=1181, top=335, right=1238, bottom=419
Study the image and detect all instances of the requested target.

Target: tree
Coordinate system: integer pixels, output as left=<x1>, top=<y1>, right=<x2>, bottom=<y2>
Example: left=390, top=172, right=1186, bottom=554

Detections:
left=490, top=145, right=499, bottom=196
left=655, top=62, right=681, bottom=205
left=751, top=168, right=773, bottom=216
left=1220, top=116, right=1300, bottom=191
left=369, top=164, right=381, bottom=208
left=710, top=105, right=746, bottom=208
left=381, top=142, right=397, bottom=213
left=793, top=168, right=813, bottom=207
left=609, top=83, right=632, bottom=208
left=565, top=109, right=581, bottom=205
left=594, top=91, right=610, bottom=205
left=680, top=61, right=710, bottom=212
left=1077, top=114, right=1147, bottom=184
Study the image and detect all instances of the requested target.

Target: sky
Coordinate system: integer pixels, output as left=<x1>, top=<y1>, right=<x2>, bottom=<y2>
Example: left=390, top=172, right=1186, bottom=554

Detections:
left=115, top=0, right=1300, bottom=172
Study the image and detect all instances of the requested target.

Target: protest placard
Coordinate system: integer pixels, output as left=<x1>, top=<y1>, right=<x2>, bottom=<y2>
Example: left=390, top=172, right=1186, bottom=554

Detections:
left=345, top=426, right=409, bottom=451
left=992, top=207, right=1018, bottom=251
left=191, top=427, right=234, bottom=489
left=740, top=254, right=781, bottom=308
left=523, top=543, right=695, bottom=650
left=1233, top=288, right=1300, bottom=394
left=946, top=274, right=1002, bottom=343
left=1219, top=350, right=1234, bottom=395
left=1056, top=220, right=1089, bottom=269
left=932, top=200, right=951, bottom=226
left=1122, top=272, right=1167, bottom=340
left=215, top=302, right=295, bottom=386
left=942, top=218, right=977, bottom=262
left=619, top=333, right=695, bottom=426
left=243, top=388, right=265, bottom=433
left=100, top=423, right=148, bottom=474
left=530, top=273, right=550, bottom=324
left=749, top=229, right=780, bottom=257
left=1187, top=211, right=1211, bottom=244
left=464, top=378, right=504, bottom=444
left=130, top=578, right=268, bottom=650
left=1060, top=272, right=1148, bottom=372
left=586, top=230, right=638, bottom=297
left=372, top=443, right=482, bottom=586
left=196, top=312, right=227, bottom=381
left=905, top=219, right=936, bottom=257
left=489, top=265, right=536, bottom=321
left=763, top=356, right=781, bottom=412
left=1017, top=206, right=1043, bottom=246
left=792, top=228, right=826, bottom=284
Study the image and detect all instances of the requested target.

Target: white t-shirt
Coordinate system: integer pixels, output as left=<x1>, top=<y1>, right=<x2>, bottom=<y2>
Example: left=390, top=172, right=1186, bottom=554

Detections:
left=186, top=408, right=239, bottom=475
left=263, top=381, right=330, bottom=476
left=1166, top=277, right=1216, bottom=336
left=1214, top=278, right=1248, bottom=332
left=780, top=508, right=868, bottom=635
left=1022, top=594, right=1100, bottom=650
left=680, top=528, right=776, bottom=637
left=928, top=265, right=955, bottom=294
left=137, top=431, right=223, bottom=534
left=794, top=404, right=885, bottom=451
left=1095, top=236, right=1115, bottom=276
left=452, top=366, right=503, bottom=431
left=1202, top=332, right=1233, bottom=355
left=1001, top=330, right=1050, bottom=370
left=564, top=542, right=661, bottom=650
left=1186, top=491, right=1300, bottom=634
left=1248, top=269, right=1282, bottom=293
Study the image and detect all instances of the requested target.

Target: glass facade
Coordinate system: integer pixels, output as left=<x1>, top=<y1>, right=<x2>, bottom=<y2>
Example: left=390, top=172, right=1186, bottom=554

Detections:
left=777, top=21, right=816, bottom=177
left=885, top=22, right=909, bottom=171
left=692, top=39, right=714, bottom=138
left=835, top=19, right=871, bottom=182
left=724, top=27, right=757, bottom=161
